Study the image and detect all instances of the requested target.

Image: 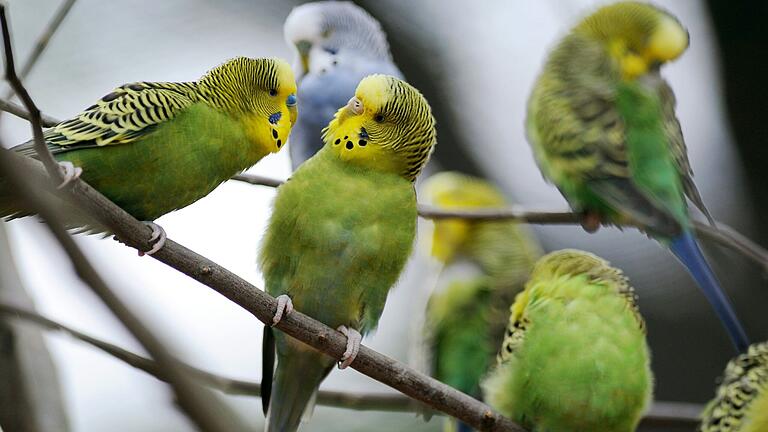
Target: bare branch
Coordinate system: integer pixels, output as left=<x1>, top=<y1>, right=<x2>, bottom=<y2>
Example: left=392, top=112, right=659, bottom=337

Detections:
left=2, top=0, right=77, bottom=100
left=0, top=302, right=703, bottom=429
left=231, top=174, right=768, bottom=271
left=0, top=97, right=58, bottom=127
left=0, top=5, right=59, bottom=179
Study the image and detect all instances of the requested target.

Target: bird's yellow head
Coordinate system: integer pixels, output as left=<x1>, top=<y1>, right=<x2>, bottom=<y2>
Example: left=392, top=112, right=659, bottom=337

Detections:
left=323, top=75, right=436, bottom=181
left=198, top=57, right=298, bottom=155
left=576, top=2, right=689, bottom=80
left=420, top=172, right=506, bottom=263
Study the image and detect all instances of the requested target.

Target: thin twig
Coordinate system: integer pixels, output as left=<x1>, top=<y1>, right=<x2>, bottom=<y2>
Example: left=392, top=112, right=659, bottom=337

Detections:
left=0, top=97, right=58, bottom=127
left=0, top=302, right=703, bottom=428
left=0, top=5, right=60, bottom=179
left=231, top=173, right=768, bottom=271
left=2, top=0, right=77, bottom=100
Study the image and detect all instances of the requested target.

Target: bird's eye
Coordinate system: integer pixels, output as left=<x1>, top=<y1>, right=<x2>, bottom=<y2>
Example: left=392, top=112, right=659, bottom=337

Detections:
left=323, top=47, right=338, bottom=55
left=374, top=114, right=385, bottom=123
left=269, top=89, right=278, bottom=97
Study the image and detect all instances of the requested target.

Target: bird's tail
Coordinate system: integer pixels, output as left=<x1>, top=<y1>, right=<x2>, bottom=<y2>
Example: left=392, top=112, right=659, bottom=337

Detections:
left=670, top=231, right=749, bottom=352
left=264, top=341, right=333, bottom=432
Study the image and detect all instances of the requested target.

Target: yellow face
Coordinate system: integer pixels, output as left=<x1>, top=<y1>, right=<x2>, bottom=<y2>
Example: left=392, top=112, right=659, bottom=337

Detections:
left=613, top=16, right=689, bottom=80
left=243, top=59, right=298, bottom=155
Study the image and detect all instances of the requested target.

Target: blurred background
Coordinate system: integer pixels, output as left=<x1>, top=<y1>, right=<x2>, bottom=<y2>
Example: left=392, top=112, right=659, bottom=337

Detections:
left=0, top=0, right=765, bottom=431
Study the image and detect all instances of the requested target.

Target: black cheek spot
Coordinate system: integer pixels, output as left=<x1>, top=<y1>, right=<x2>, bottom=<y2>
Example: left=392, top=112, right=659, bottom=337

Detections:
left=358, top=140, right=367, bottom=146
left=272, top=129, right=278, bottom=139
left=343, top=136, right=348, bottom=139
left=277, top=139, right=282, bottom=148
left=345, top=141, right=354, bottom=150
left=334, top=139, right=341, bottom=145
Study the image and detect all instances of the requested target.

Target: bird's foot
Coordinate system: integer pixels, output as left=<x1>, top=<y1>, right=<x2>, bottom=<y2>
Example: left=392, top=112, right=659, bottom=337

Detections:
left=56, top=161, right=82, bottom=189
left=138, top=222, right=166, bottom=256
left=336, top=325, right=362, bottom=370
left=581, top=211, right=602, bottom=233
left=271, top=295, right=294, bottom=326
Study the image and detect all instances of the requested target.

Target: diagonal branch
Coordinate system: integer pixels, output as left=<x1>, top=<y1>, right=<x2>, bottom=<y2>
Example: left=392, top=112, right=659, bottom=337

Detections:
left=0, top=97, right=58, bottom=127
left=0, top=301, right=704, bottom=429
left=232, top=173, right=768, bottom=271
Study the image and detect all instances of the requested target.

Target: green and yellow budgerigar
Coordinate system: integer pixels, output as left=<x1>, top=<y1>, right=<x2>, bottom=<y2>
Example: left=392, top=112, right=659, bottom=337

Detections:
left=418, top=172, right=541, bottom=432
left=700, top=341, right=768, bottom=432
left=526, top=1, right=749, bottom=351
left=259, top=74, right=436, bottom=432
left=483, top=249, right=652, bottom=432
left=1, top=57, right=297, bottom=253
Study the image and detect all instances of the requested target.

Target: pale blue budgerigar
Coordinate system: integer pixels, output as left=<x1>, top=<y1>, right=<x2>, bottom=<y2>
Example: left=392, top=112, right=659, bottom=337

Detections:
left=283, top=1, right=402, bottom=169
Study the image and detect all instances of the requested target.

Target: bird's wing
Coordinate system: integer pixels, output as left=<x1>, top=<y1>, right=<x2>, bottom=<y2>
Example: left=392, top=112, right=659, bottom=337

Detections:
left=658, top=80, right=715, bottom=225
left=14, top=81, right=199, bottom=157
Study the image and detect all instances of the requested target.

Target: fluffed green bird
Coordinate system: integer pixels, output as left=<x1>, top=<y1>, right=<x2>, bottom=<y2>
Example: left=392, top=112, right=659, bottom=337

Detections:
left=418, top=172, right=541, bottom=432
left=482, top=249, right=652, bottom=432
left=526, top=1, right=749, bottom=351
left=259, top=74, right=436, bottom=432
left=1, top=57, right=297, bottom=253
left=700, top=341, right=768, bottom=432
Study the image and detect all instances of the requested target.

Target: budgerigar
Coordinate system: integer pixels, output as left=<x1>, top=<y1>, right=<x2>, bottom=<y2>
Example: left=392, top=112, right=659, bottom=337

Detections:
left=483, top=249, right=652, bottom=432
left=1, top=57, right=297, bottom=253
left=418, top=172, right=542, bottom=432
left=700, top=341, right=768, bottom=432
left=259, top=74, right=436, bottom=432
left=283, top=1, right=402, bottom=169
left=526, top=1, right=749, bottom=351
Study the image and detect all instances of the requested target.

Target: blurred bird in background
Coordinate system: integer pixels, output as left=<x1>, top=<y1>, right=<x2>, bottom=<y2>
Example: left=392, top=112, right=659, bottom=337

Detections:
left=699, top=341, right=768, bottom=431
left=483, top=249, right=652, bottom=432
left=283, top=1, right=402, bottom=169
left=417, top=172, right=541, bottom=432
left=525, top=1, right=749, bottom=352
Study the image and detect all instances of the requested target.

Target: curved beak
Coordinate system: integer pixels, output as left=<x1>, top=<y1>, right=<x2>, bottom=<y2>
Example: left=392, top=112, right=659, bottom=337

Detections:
left=295, top=40, right=311, bottom=77
left=346, top=97, right=364, bottom=115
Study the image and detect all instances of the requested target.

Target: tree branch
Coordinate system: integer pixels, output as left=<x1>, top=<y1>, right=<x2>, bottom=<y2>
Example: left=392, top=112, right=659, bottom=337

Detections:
left=0, top=301, right=703, bottom=428
left=232, top=173, right=768, bottom=271
left=0, top=97, right=58, bottom=127
left=2, top=0, right=77, bottom=100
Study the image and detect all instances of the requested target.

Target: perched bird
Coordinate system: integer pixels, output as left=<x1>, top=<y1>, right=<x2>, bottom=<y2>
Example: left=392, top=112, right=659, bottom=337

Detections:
left=483, top=249, right=652, bottom=432
left=418, top=172, right=542, bottom=432
left=259, top=74, right=436, bottom=432
left=700, top=341, right=768, bottom=432
left=1, top=57, right=297, bottom=253
left=526, top=1, right=749, bottom=351
left=283, top=1, right=402, bottom=169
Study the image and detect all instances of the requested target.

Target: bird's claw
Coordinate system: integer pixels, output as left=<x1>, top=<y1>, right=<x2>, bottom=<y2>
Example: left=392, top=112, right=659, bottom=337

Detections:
left=581, top=211, right=602, bottom=233
left=336, top=325, right=362, bottom=370
left=56, top=161, right=82, bottom=189
left=272, top=295, right=294, bottom=326
left=138, top=222, right=166, bottom=256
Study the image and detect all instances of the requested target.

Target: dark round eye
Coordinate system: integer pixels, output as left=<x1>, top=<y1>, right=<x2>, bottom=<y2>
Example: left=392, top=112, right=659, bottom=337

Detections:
left=374, top=114, right=384, bottom=123
left=269, top=89, right=278, bottom=97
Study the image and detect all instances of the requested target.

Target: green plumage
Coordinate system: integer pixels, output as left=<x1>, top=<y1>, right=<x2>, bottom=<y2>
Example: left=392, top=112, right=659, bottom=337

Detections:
left=259, top=74, right=436, bottom=432
left=2, top=57, right=297, bottom=225
left=482, top=250, right=652, bottom=432
left=700, top=342, right=768, bottom=432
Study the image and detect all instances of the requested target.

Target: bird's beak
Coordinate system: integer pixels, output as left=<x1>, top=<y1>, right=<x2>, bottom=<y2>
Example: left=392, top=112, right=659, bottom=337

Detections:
left=346, top=97, right=364, bottom=115
left=295, top=40, right=311, bottom=77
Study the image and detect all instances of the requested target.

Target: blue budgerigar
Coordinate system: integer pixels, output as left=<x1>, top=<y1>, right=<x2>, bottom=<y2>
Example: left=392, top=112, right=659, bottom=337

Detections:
left=283, top=1, right=402, bottom=169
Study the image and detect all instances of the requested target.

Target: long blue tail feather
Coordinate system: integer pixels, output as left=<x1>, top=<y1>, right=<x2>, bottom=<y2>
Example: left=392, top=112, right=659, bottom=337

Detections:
left=670, top=232, right=749, bottom=353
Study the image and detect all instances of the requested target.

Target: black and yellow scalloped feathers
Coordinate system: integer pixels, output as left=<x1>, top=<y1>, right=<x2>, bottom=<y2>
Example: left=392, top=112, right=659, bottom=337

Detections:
left=700, top=342, right=768, bottom=432
left=43, top=81, right=199, bottom=152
